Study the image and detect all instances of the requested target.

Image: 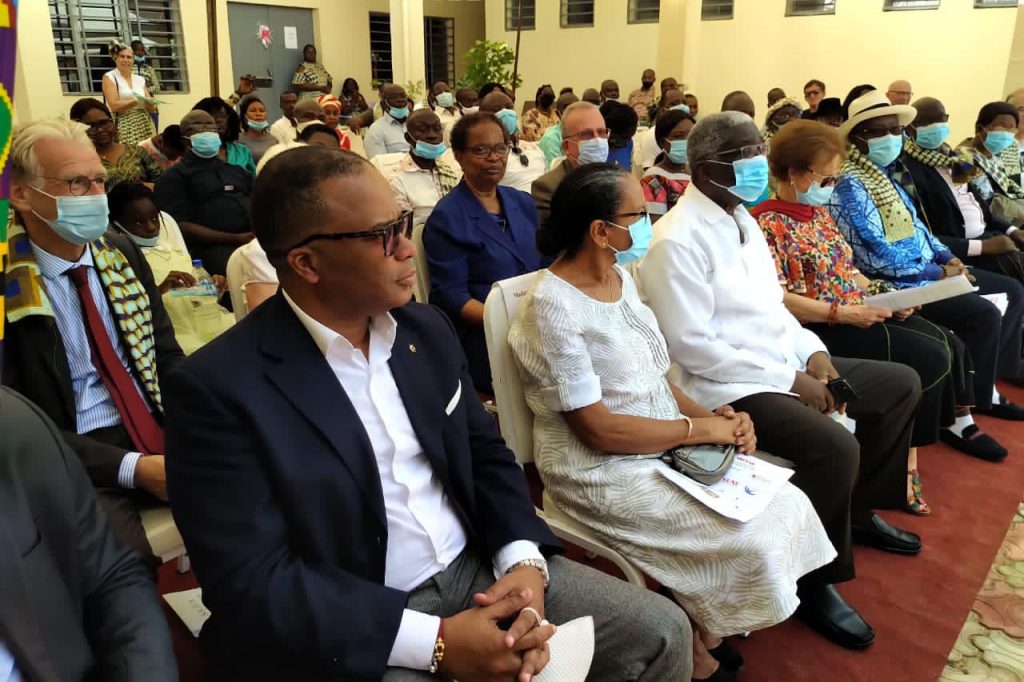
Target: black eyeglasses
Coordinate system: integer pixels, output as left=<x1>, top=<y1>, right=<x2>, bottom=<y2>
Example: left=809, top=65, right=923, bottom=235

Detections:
left=809, top=170, right=843, bottom=188
left=857, top=124, right=904, bottom=140
left=468, top=144, right=511, bottom=159
left=283, top=210, right=414, bottom=256
left=82, top=119, right=113, bottom=133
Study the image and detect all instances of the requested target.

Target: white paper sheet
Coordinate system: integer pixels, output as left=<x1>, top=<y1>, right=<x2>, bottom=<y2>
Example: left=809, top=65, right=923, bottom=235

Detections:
left=534, top=616, right=594, bottom=682
left=163, top=588, right=211, bottom=638
left=863, top=274, right=974, bottom=311
left=283, top=26, right=298, bottom=49
left=655, top=454, right=795, bottom=523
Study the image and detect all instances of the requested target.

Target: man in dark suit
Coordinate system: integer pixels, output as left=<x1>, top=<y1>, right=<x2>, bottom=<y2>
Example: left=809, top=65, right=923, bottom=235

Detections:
left=0, top=387, right=177, bottom=681
left=165, top=146, right=692, bottom=681
left=4, top=119, right=184, bottom=568
left=531, top=102, right=608, bottom=224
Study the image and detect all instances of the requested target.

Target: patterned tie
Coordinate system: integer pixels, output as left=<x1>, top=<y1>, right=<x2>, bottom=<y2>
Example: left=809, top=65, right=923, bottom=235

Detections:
left=67, top=266, right=165, bottom=454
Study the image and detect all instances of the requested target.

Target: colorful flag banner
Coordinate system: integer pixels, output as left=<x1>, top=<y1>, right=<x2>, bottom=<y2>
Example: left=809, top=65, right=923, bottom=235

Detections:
left=0, top=0, right=16, bottom=383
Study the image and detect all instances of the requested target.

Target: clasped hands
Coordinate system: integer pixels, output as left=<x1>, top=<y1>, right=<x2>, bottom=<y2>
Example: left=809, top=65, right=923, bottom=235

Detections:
left=440, top=565, right=556, bottom=682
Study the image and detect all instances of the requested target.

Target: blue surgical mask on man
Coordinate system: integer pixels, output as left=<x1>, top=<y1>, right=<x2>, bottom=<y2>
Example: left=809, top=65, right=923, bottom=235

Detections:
left=860, top=133, right=903, bottom=168
left=189, top=132, right=222, bottom=159
left=30, top=186, right=110, bottom=245
left=667, top=139, right=688, bottom=165
left=576, top=137, right=609, bottom=165
left=983, top=130, right=1016, bottom=155
left=708, top=155, right=769, bottom=202
left=914, top=123, right=949, bottom=150
left=606, top=213, right=653, bottom=266
left=670, top=104, right=691, bottom=114
left=796, top=180, right=834, bottom=207
left=413, top=139, right=448, bottom=161
left=436, top=92, right=454, bottom=109
left=495, top=109, right=519, bottom=136
left=389, top=105, right=410, bottom=121
left=134, top=54, right=146, bottom=64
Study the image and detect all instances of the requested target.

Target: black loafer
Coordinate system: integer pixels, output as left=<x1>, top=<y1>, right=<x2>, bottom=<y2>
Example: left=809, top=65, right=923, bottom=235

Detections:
left=940, top=424, right=1008, bottom=462
left=708, top=639, right=744, bottom=671
left=976, top=400, right=1024, bottom=421
left=797, top=583, right=875, bottom=649
left=851, top=513, right=921, bottom=555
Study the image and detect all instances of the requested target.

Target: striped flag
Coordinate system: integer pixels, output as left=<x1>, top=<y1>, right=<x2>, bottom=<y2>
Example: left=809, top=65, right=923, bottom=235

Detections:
left=0, top=0, right=16, bottom=383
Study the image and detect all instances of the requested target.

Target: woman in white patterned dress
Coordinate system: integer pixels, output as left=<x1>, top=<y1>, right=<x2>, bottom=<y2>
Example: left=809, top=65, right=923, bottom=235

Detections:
left=509, top=164, right=836, bottom=681
left=102, top=41, right=157, bottom=147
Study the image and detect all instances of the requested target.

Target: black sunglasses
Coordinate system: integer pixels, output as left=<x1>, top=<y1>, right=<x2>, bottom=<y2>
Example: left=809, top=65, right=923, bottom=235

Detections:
left=283, top=210, right=414, bottom=256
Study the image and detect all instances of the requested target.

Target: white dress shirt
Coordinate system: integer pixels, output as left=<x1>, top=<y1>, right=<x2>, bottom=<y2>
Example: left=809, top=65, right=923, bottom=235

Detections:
left=281, top=292, right=543, bottom=671
left=269, top=116, right=297, bottom=145
left=638, top=184, right=828, bottom=409
left=634, top=127, right=661, bottom=171
left=433, top=104, right=461, bottom=144
left=386, top=154, right=463, bottom=226
left=500, top=139, right=547, bottom=193
left=364, top=114, right=410, bottom=159
left=937, top=166, right=1008, bottom=257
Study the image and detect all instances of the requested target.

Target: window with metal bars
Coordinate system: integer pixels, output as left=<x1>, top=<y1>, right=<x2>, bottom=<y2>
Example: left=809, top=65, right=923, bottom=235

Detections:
left=884, top=0, right=939, bottom=9
left=701, top=0, right=734, bottom=20
left=628, top=0, right=661, bottom=23
left=505, top=0, right=536, bottom=31
left=786, top=0, right=836, bottom=16
left=561, top=0, right=595, bottom=27
left=369, top=12, right=393, bottom=84
left=49, top=0, right=188, bottom=95
left=424, top=16, right=455, bottom=87
left=974, top=0, right=1015, bottom=7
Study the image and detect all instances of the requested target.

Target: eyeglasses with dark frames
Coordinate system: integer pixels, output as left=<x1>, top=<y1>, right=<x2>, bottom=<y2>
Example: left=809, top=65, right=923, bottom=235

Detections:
left=708, top=143, right=768, bottom=162
left=808, top=170, right=843, bottom=188
left=38, top=175, right=108, bottom=196
left=282, top=210, right=414, bottom=256
left=856, top=124, right=904, bottom=140
left=467, top=144, right=511, bottom=159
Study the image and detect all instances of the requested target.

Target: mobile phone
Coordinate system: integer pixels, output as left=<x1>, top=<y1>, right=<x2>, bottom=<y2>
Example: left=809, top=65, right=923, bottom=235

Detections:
left=826, top=377, right=860, bottom=404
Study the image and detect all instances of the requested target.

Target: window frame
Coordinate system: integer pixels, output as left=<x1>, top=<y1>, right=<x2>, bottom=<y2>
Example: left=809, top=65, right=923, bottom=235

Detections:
left=423, top=16, right=455, bottom=88
left=785, top=0, right=837, bottom=17
left=701, top=0, right=734, bottom=21
left=973, top=0, right=1016, bottom=7
left=504, top=0, right=536, bottom=31
left=883, top=0, right=940, bottom=9
left=369, top=11, right=393, bottom=84
left=560, top=0, right=595, bottom=28
left=627, top=0, right=661, bottom=24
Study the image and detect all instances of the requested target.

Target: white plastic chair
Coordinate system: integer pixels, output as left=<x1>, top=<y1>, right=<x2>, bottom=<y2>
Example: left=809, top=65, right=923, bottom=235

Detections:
left=225, top=246, right=247, bottom=321
left=412, top=222, right=430, bottom=304
left=483, top=273, right=646, bottom=587
left=140, top=507, right=190, bottom=573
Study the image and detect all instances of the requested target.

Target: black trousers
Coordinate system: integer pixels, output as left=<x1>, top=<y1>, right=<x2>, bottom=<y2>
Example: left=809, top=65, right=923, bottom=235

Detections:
left=808, top=315, right=972, bottom=446
left=919, top=268, right=1024, bottom=410
left=732, top=358, right=921, bottom=585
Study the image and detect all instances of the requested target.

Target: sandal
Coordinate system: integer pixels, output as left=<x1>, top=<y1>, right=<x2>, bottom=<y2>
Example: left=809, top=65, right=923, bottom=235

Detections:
left=904, top=468, right=931, bottom=516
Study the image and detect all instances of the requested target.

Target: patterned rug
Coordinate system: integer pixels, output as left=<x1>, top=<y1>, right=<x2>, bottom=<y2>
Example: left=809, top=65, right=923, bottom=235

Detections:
left=942, top=502, right=1024, bottom=680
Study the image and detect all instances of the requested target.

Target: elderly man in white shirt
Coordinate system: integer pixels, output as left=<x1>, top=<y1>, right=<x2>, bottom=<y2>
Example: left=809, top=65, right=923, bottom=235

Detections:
left=639, top=111, right=924, bottom=653
left=478, top=89, right=546, bottom=193
left=386, top=109, right=462, bottom=226
left=365, top=83, right=413, bottom=159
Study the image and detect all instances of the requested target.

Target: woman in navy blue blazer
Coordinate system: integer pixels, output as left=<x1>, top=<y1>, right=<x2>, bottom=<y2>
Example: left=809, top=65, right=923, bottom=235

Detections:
left=423, top=112, right=543, bottom=392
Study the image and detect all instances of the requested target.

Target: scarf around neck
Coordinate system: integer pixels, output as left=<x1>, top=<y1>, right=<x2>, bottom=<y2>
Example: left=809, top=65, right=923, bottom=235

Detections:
left=843, top=146, right=916, bottom=243
left=965, top=143, right=1024, bottom=200
left=903, top=138, right=979, bottom=185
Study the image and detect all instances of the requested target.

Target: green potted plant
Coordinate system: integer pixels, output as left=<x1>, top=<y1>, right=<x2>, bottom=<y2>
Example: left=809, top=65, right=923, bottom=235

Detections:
left=456, top=40, right=522, bottom=93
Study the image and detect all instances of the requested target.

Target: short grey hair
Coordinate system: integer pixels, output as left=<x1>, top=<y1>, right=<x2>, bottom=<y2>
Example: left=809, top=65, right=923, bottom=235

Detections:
left=10, top=118, right=93, bottom=185
left=687, top=111, right=758, bottom=168
left=561, top=101, right=600, bottom=135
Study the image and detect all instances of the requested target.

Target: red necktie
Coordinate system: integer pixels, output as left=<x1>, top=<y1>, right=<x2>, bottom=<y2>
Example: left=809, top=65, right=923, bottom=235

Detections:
left=67, top=266, right=165, bottom=454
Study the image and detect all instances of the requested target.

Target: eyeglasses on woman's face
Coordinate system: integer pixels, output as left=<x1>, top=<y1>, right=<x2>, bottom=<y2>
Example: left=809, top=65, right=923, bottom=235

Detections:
left=467, top=144, right=511, bottom=159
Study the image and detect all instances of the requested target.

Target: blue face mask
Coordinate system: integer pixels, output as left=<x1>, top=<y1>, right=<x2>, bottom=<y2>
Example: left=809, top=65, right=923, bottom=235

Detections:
left=30, top=187, right=109, bottom=245
left=134, top=55, right=146, bottom=64
left=189, top=131, right=222, bottom=158
left=796, top=180, right=834, bottom=207
left=495, top=108, right=519, bottom=136
left=667, top=139, right=688, bottom=165
left=607, top=213, right=653, bottom=266
left=983, top=130, right=1016, bottom=155
left=247, top=118, right=270, bottom=132
left=709, top=155, right=769, bottom=202
left=670, top=103, right=691, bottom=114
left=914, top=123, right=949, bottom=150
left=388, top=105, right=410, bottom=121
left=413, top=139, right=448, bottom=161
left=860, top=133, right=903, bottom=168
left=114, top=221, right=160, bottom=248
left=436, top=92, right=454, bottom=109
left=576, top=137, right=609, bottom=165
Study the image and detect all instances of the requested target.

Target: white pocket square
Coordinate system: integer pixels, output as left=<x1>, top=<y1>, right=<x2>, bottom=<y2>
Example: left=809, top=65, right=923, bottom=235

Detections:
left=444, top=380, right=462, bottom=416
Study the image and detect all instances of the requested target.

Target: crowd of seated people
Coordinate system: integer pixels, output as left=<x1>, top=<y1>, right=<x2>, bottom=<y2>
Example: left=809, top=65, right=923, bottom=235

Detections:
left=5, top=58, right=1024, bottom=682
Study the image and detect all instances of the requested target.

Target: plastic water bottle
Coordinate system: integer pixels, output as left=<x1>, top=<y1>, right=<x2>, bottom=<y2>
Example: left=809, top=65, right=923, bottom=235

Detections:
left=191, top=259, right=217, bottom=297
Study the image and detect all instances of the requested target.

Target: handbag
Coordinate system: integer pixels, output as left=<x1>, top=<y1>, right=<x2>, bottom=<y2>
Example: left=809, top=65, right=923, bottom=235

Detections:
left=661, top=444, right=736, bottom=486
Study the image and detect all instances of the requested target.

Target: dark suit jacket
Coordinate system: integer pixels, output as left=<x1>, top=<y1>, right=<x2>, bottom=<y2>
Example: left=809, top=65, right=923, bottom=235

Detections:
left=901, top=154, right=1011, bottom=259
left=164, top=293, right=560, bottom=681
left=2, top=231, right=184, bottom=487
left=0, top=388, right=177, bottom=682
left=423, top=180, right=542, bottom=391
left=530, top=161, right=572, bottom=226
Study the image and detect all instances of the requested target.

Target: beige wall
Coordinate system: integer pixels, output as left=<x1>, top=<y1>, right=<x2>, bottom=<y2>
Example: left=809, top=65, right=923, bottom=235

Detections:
left=485, top=0, right=660, bottom=104
left=16, top=0, right=484, bottom=129
left=1005, top=2, right=1024, bottom=97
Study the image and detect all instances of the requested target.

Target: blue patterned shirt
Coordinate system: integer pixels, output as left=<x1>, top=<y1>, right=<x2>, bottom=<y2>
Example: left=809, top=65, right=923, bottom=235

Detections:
left=827, top=165, right=952, bottom=288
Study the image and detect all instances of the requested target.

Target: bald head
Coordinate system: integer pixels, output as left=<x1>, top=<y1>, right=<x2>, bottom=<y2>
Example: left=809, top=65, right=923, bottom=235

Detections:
left=180, top=110, right=216, bottom=137
left=910, top=96, right=946, bottom=128
left=582, top=88, right=601, bottom=105
left=479, top=90, right=515, bottom=114
left=294, top=99, right=325, bottom=124
left=555, top=92, right=579, bottom=116
left=887, top=80, right=913, bottom=105
left=721, top=91, right=755, bottom=119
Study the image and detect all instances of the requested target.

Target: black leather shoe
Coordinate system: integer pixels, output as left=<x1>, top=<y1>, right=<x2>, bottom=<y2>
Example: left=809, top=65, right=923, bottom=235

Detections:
left=851, top=513, right=921, bottom=555
left=940, top=424, right=1008, bottom=462
left=708, top=639, right=744, bottom=671
left=976, top=399, right=1024, bottom=421
left=797, top=583, right=875, bottom=649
